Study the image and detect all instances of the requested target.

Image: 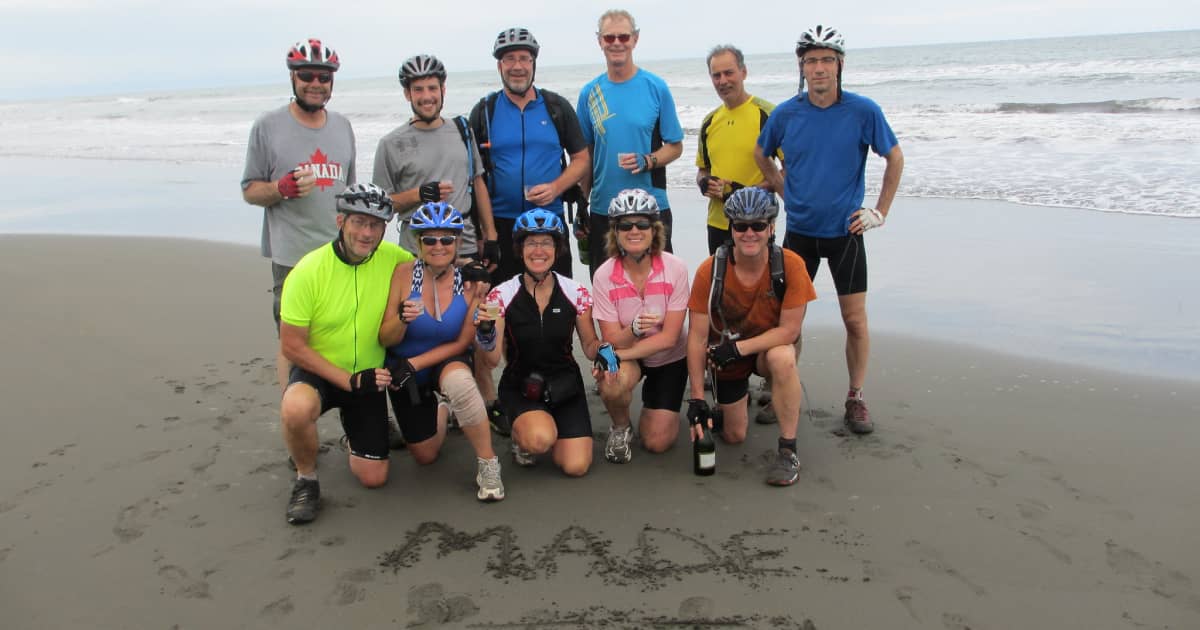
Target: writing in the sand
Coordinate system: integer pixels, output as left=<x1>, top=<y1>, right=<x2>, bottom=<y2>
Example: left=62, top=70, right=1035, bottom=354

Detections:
left=379, top=522, right=805, bottom=586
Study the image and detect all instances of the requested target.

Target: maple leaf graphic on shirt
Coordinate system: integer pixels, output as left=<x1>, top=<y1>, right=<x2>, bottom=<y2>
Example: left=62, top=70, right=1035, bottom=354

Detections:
left=301, top=148, right=343, bottom=191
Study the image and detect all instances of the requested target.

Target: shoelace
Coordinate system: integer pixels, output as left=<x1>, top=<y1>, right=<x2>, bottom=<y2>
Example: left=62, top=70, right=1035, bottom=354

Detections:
left=479, top=459, right=502, bottom=484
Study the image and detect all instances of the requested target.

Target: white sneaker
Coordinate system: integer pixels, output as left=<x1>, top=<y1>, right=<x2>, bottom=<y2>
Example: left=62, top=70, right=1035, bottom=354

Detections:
left=475, top=456, right=505, bottom=502
left=604, top=425, right=633, bottom=464
left=511, top=441, right=537, bottom=467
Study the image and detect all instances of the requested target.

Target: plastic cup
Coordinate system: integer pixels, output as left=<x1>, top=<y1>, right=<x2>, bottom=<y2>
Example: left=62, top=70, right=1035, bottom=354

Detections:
left=617, top=152, right=636, bottom=168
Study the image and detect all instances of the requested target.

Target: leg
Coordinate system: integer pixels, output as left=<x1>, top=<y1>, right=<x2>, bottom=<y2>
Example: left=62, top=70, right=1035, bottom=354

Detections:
left=271, top=263, right=293, bottom=393
left=758, top=345, right=801, bottom=440
left=512, top=410, right=558, bottom=455
left=389, top=387, right=446, bottom=466
left=340, top=390, right=392, bottom=488
left=839, top=292, right=869, bottom=391
left=638, top=408, right=680, bottom=453
left=599, top=360, right=641, bottom=463
left=637, top=358, right=687, bottom=453
left=660, top=208, right=674, bottom=253
left=280, top=382, right=322, bottom=475
left=552, top=437, right=594, bottom=477
left=713, top=375, right=751, bottom=444
left=441, top=363, right=496, bottom=459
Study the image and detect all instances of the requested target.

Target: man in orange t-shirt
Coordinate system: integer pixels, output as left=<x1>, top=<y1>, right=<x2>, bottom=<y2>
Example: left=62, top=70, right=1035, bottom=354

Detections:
left=686, top=188, right=816, bottom=486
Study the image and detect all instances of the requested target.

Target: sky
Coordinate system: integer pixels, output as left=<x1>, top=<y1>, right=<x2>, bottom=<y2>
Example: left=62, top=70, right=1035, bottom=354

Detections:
left=5, top=0, right=1198, bottom=99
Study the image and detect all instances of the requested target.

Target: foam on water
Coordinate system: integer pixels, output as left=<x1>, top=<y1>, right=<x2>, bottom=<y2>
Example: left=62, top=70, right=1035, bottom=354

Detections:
left=2, top=30, right=1197, bottom=218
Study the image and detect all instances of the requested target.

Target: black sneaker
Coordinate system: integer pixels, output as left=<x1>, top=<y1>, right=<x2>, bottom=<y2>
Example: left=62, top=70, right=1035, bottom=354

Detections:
left=286, top=478, right=320, bottom=525
left=754, top=401, right=778, bottom=425
left=765, top=449, right=800, bottom=486
left=488, top=402, right=511, bottom=437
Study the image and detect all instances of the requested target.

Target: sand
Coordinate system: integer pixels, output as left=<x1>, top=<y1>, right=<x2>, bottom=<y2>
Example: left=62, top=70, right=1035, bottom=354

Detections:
left=1, top=234, right=1198, bottom=629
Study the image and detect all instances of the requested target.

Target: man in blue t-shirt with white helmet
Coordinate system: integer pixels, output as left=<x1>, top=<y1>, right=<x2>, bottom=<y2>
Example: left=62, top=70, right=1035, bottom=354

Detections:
left=755, top=24, right=905, bottom=436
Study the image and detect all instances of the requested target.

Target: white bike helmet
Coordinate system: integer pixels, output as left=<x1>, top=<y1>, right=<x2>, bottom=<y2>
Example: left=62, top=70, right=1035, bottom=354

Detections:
left=607, top=188, right=659, bottom=220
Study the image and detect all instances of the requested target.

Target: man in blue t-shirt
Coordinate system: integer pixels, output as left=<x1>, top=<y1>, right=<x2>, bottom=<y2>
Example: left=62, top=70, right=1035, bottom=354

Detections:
left=577, top=9, right=684, bottom=281
left=755, top=25, right=905, bottom=436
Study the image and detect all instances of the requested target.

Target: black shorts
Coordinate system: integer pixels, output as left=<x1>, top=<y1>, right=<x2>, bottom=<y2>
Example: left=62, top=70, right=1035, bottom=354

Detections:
left=271, top=263, right=293, bottom=334
left=639, top=357, right=688, bottom=411
left=288, top=366, right=389, bottom=460
left=712, top=355, right=765, bottom=405
left=498, top=372, right=592, bottom=439
left=783, top=231, right=868, bottom=296
left=707, top=225, right=732, bottom=255
left=385, top=356, right=469, bottom=444
left=588, top=208, right=673, bottom=281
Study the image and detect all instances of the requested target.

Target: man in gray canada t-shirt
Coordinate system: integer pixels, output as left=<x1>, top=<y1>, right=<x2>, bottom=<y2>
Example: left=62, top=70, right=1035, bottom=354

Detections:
left=241, top=38, right=356, bottom=389
left=373, top=54, right=498, bottom=264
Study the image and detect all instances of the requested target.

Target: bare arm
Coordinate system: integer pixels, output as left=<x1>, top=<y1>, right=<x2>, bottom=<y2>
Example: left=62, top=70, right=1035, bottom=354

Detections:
left=876, top=145, right=904, bottom=217
left=597, top=308, right=685, bottom=361
left=527, top=147, right=590, bottom=207
left=575, top=307, right=605, bottom=361
left=242, top=167, right=315, bottom=207
left=685, top=309, right=711, bottom=401
left=730, top=304, right=806, bottom=358
left=378, top=262, right=414, bottom=348
left=754, top=145, right=785, bottom=194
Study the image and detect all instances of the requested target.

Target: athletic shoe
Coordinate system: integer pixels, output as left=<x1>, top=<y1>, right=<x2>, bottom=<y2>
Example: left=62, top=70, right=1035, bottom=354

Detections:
left=765, top=449, right=800, bottom=486
left=511, top=441, right=537, bottom=467
left=388, top=419, right=407, bottom=450
left=476, top=457, right=505, bottom=502
left=338, top=434, right=351, bottom=452
left=487, top=402, right=511, bottom=437
left=604, top=425, right=633, bottom=464
left=286, top=478, right=320, bottom=524
left=844, top=399, right=875, bottom=434
left=754, top=401, right=778, bottom=425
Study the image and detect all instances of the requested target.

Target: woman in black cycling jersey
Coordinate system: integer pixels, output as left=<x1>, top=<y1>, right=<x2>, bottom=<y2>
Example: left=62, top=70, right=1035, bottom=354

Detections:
left=379, top=201, right=504, bottom=502
left=475, top=208, right=617, bottom=476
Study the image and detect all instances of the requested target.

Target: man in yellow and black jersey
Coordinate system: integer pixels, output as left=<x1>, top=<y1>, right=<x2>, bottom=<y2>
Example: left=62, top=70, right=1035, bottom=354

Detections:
left=696, top=45, right=779, bottom=255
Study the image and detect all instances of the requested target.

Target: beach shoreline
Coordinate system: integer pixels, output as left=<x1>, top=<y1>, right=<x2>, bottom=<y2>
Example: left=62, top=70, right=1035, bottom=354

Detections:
left=1, top=235, right=1197, bottom=628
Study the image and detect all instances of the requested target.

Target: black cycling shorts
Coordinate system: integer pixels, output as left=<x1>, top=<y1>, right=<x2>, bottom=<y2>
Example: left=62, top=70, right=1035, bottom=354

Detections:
left=499, top=376, right=592, bottom=439
left=288, top=366, right=389, bottom=460
left=385, top=356, right=470, bottom=444
left=639, top=357, right=688, bottom=411
left=783, top=231, right=867, bottom=296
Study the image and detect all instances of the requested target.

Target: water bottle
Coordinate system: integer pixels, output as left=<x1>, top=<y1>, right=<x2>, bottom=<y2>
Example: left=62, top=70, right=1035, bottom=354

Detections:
left=693, top=424, right=716, bottom=476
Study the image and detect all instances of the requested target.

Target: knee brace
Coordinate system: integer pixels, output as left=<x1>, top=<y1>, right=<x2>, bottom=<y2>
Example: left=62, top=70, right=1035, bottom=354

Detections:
left=441, top=368, right=488, bottom=428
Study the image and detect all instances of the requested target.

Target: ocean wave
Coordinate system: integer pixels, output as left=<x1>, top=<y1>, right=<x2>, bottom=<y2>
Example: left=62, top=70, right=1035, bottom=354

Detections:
left=995, top=98, right=1200, bottom=114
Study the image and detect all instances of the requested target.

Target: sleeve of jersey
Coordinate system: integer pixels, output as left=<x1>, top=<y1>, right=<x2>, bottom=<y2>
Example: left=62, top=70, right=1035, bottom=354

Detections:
left=686, top=257, right=715, bottom=315
left=575, top=86, right=595, bottom=145
left=240, top=117, right=268, bottom=190
left=695, top=110, right=715, bottom=169
left=655, top=78, right=685, bottom=143
left=590, top=265, right=618, bottom=322
left=279, top=260, right=315, bottom=328
left=553, top=94, right=589, bottom=155
left=756, top=108, right=780, bottom=155
left=557, top=275, right=594, bottom=314
left=371, top=136, right=394, bottom=193
left=864, top=101, right=899, bottom=157
left=345, top=119, right=357, bottom=187
left=487, top=277, right=522, bottom=316
left=781, top=251, right=818, bottom=309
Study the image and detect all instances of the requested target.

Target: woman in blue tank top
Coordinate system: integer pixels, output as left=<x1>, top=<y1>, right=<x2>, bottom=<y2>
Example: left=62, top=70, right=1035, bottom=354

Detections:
left=379, top=202, right=505, bottom=502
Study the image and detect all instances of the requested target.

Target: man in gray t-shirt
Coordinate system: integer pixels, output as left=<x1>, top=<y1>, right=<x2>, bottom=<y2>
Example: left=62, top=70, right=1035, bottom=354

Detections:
left=241, top=38, right=356, bottom=388
left=373, top=54, right=498, bottom=263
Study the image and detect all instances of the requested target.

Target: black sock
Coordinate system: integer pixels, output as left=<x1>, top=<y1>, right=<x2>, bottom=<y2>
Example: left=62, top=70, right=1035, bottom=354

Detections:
left=778, top=437, right=797, bottom=452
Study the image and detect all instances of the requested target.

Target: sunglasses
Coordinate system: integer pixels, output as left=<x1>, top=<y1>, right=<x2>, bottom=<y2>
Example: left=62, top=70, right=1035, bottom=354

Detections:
left=731, top=221, right=770, bottom=233
left=616, top=219, right=652, bottom=232
left=420, top=235, right=458, bottom=246
left=601, top=33, right=633, bottom=44
left=295, top=70, right=333, bottom=84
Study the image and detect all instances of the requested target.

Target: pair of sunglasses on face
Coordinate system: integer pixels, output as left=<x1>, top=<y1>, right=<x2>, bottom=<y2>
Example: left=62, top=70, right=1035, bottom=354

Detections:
left=420, top=235, right=457, bottom=246
left=601, top=33, right=633, bottom=44
left=616, top=219, right=652, bottom=232
left=295, top=70, right=333, bottom=84
left=731, top=221, right=770, bottom=233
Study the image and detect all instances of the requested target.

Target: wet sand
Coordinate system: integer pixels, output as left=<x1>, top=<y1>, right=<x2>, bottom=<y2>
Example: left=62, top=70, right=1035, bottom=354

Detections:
left=1, top=235, right=1198, bottom=629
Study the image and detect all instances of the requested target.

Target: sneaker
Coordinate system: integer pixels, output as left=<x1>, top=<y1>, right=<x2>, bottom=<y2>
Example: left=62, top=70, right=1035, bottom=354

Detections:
left=286, top=478, right=320, bottom=524
left=765, top=449, right=800, bottom=486
left=511, top=441, right=537, bottom=467
left=754, top=401, right=778, bottom=425
left=388, top=420, right=407, bottom=450
left=604, top=425, right=633, bottom=464
left=844, top=399, right=875, bottom=435
left=487, top=402, right=511, bottom=437
left=476, top=457, right=505, bottom=502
